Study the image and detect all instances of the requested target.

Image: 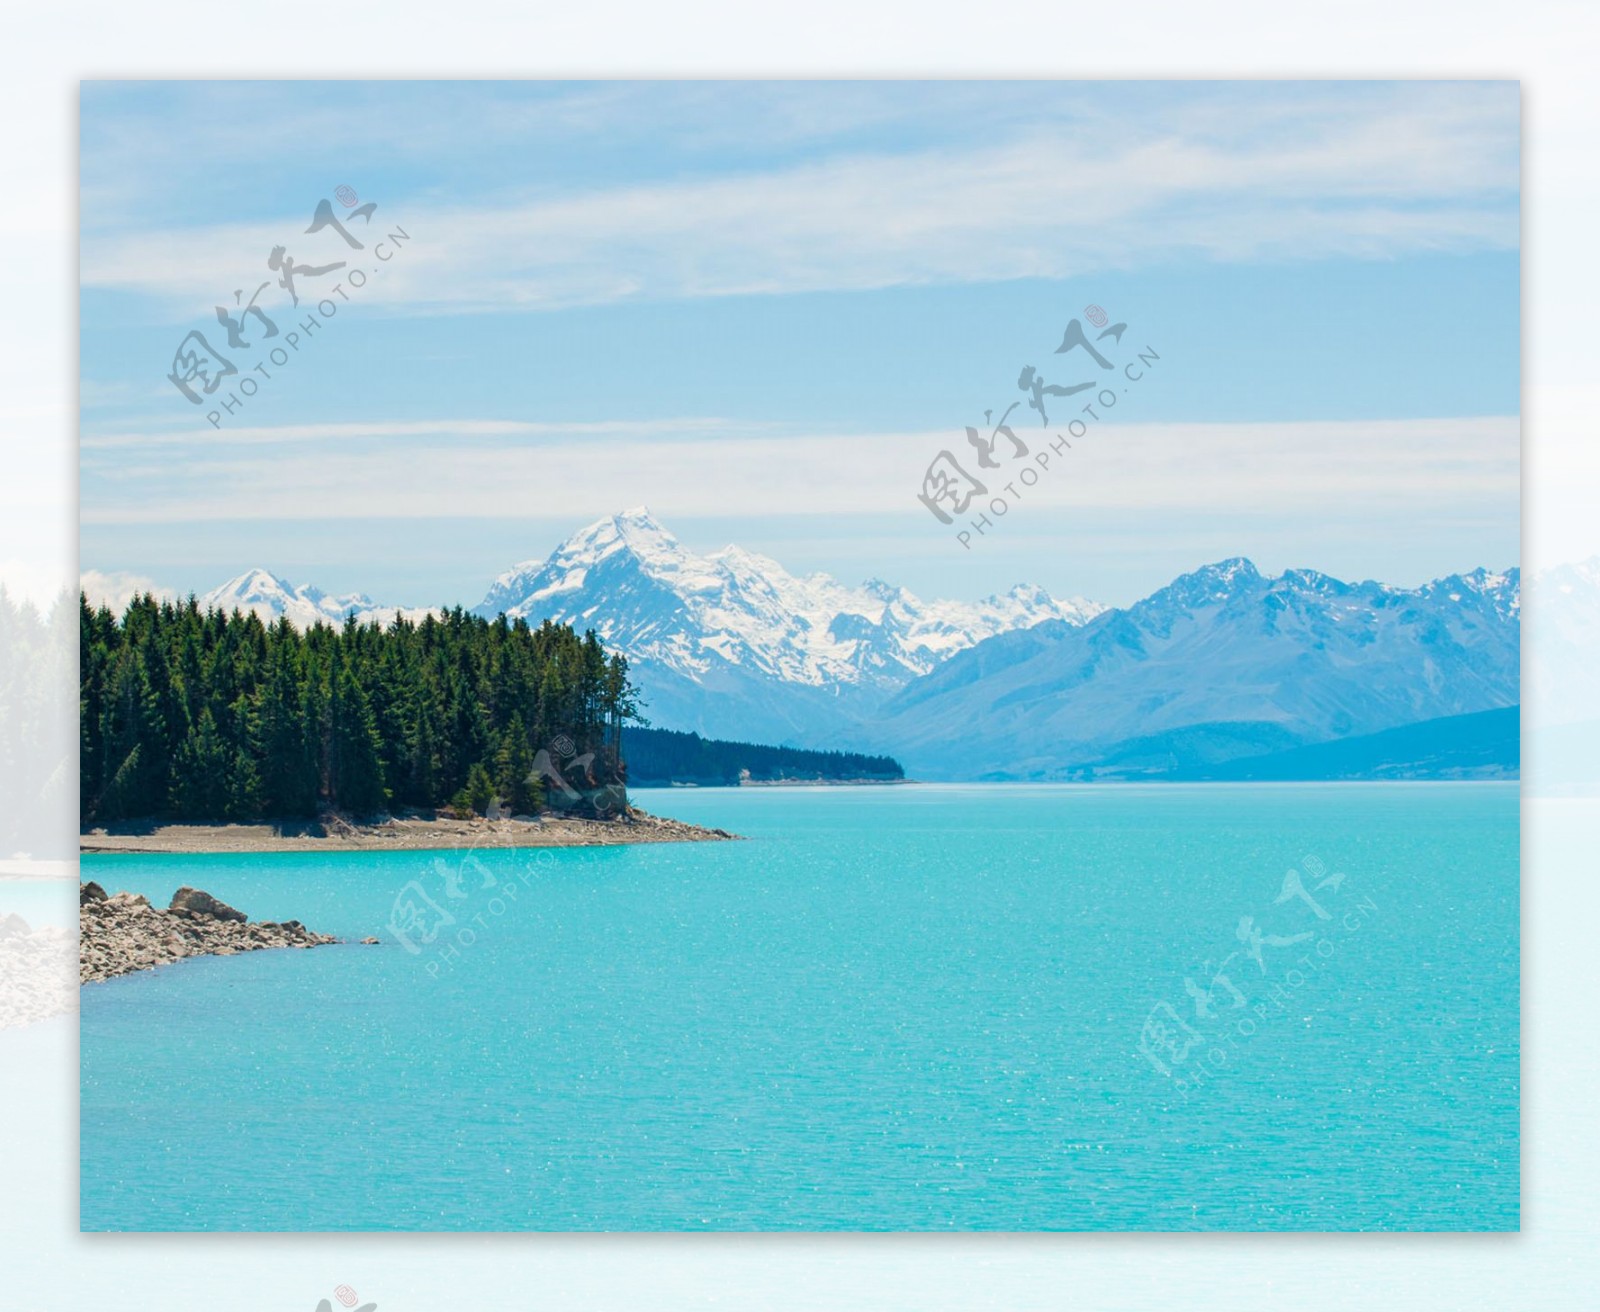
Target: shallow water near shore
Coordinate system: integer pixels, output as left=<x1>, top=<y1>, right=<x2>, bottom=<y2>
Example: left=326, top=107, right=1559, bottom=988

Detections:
left=79, top=783, right=1519, bottom=1231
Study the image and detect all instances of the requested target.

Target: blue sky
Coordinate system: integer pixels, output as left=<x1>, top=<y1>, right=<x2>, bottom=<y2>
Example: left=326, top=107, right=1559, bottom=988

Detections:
left=79, top=80, right=1519, bottom=609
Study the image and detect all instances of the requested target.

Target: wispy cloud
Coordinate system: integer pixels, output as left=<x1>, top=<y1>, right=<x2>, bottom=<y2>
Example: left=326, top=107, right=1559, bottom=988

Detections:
left=78, top=569, right=177, bottom=611
left=80, top=414, right=1518, bottom=526
left=79, top=416, right=761, bottom=452
left=81, top=82, right=1517, bottom=318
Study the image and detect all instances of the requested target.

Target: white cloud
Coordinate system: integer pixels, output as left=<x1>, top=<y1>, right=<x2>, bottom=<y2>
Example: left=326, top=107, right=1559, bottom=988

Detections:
left=0, top=560, right=74, bottom=610
left=80, top=414, right=1518, bottom=527
left=78, top=416, right=759, bottom=452
left=80, top=84, right=1516, bottom=317
left=78, top=570, right=177, bottom=612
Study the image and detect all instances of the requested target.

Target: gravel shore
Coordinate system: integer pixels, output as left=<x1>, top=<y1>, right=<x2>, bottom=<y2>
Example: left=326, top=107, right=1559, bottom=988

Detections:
left=79, top=882, right=339, bottom=984
left=0, top=912, right=75, bottom=1028
left=80, top=808, right=737, bottom=855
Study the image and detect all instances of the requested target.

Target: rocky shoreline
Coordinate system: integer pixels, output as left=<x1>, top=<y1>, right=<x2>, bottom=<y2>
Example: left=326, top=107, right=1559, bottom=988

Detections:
left=0, top=912, right=75, bottom=1028
left=79, top=882, right=340, bottom=985
left=80, top=807, right=738, bottom=855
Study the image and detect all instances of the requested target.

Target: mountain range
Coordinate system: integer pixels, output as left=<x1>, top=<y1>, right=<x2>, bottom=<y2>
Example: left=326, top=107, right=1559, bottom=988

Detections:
left=196, top=569, right=434, bottom=631
left=859, top=557, right=1520, bottom=778
left=116, top=508, right=1529, bottom=782
left=472, top=507, right=1104, bottom=742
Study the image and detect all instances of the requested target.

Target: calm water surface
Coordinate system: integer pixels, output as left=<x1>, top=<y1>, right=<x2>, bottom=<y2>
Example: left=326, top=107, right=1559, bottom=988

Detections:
left=80, top=784, right=1519, bottom=1230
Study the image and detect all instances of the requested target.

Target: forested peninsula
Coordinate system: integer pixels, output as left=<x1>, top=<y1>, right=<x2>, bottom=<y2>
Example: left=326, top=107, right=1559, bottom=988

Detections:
left=80, top=595, right=636, bottom=826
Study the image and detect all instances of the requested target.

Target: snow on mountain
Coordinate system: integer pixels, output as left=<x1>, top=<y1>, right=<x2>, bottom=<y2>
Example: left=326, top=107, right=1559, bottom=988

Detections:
left=119, top=522, right=1533, bottom=784
left=866, top=557, right=1523, bottom=779
left=199, top=569, right=435, bottom=629
left=1527, top=556, right=1600, bottom=726
left=476, top=506, right=1104, bottom=691
left=97, top=511, right=1099, bottom=745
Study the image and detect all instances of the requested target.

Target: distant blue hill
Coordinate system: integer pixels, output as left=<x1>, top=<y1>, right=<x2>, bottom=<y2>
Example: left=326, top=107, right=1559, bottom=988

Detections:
left=863, top=558, right=1520, bottom=779
left=624, top=727, right=903, bottom=787
left=1160, top=706, right=1519, bottom=782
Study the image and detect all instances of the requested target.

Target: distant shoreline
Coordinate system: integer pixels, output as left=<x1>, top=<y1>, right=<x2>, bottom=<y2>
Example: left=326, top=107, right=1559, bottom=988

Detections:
left=640, top=777, right=915, bottom=789
left=80, top=810, right=737, bottom=856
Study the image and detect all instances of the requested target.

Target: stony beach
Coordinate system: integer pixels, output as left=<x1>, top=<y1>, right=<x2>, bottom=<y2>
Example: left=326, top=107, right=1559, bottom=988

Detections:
left=80, top=808, right=737, bottom=855
left=79, top=882, right=341, bottom=984
left=0, top=911, right=75, bottom=1029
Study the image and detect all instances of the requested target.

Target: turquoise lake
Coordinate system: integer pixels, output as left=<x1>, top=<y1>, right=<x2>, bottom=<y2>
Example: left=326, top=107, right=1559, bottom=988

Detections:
left=79, top=783, right=1520, bottom=1231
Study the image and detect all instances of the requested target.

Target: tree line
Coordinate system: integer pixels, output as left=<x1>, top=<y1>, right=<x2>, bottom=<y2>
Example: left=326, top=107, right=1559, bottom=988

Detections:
left=3, top=588, right=75, bottom=857
left=624, top=727, right=903, bottom=786
left=80, top=594, right=639, bottom=824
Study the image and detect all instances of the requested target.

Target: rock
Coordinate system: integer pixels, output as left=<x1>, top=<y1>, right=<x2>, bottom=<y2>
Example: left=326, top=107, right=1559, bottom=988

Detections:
left=1, top=922, right=75, bottom=1030
left=80, top=881, right=107, bottom=905
left=168, top=887, right=247, bottom=922
left=0, top=913, right=31, bottom=940
left=360, top=937, right=380, bottom=945
left=107, top=891, right=151, bottom=910
left=80, top=888, right=336, bottom=985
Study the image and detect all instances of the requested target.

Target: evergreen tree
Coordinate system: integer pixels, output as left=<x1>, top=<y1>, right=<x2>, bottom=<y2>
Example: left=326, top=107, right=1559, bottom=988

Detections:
left=463, top=761, right=496, bottom=816
left=258, top=638, right=318, bottom=815
left=78, top=592, right=641, bottom=823
left=96, top=648, right=167, bottom=818
left=171, top=707, right=230, bottom=817
left=494, top=712, right=540, bottom=814
left=329, top=663, right=388, bottom=815
left=404, top=693, right=440, bottom=808
left=227, top=745, right=263, bottom=820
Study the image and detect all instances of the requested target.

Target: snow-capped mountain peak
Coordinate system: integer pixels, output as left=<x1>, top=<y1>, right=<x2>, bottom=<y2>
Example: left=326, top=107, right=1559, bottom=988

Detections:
left=480, top=506, right=725, bottom=618
left=473, top=510, right=1104, bottom=695
left=209, top=568, right=297, bottom=605
left=199, top=570, right=431, bottom=629
left=867, top=556, right=1523, bottom=779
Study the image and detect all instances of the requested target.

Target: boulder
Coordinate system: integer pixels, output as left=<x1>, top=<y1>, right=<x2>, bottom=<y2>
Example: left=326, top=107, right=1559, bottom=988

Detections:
left=106, top=892, right=151, bottom=910
left=0, top=912, right=31, bottom=940
left=168, top=887, right=247, bottom=922
left=80, top=881, right=107, bottom=905
left=80, top=887, right=336, bottom=984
